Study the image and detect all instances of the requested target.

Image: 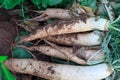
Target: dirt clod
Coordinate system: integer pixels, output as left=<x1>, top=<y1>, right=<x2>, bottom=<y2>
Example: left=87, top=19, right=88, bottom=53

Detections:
left=0, top=8, right=17, bottom=56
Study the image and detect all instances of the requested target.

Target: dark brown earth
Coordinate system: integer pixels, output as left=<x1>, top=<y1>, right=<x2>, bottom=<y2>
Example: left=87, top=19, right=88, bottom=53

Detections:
left=0, top=8, right=17, bottom=57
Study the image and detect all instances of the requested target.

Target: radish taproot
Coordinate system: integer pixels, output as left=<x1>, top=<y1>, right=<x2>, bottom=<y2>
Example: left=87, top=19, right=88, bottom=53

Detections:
left=21, top=45, right=86, bottom=64
left=20, top=17, right=109, bottom=42
left=22, top=45, right=104, bottom=64
left=45, top=31, right=104, bottom=46
left=20, top=15, right=120, bottom=42
left=4, top=59, right=113, bottom=80
left=28, top=8, right=73, bottom=21
left=28, top=2, right=94, bottom=21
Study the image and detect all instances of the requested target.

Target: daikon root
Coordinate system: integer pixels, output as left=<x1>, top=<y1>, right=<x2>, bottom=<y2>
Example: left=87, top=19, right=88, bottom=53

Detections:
left=28, top=2, right=94, bottom=21
left=45, top=31, right=104, bottom=46
left=75, top=47, right=104, bottom=64
left=24, top=45, right=86, bottom=64
left=28, top=8, right=73, bottom=21
left=20, top=17, right=109, bottom=42
left=24, top=45, right=104, bottom=64
left=28, top=6, right=92, bottom=21
left=4, top=59, right=113, bottom=80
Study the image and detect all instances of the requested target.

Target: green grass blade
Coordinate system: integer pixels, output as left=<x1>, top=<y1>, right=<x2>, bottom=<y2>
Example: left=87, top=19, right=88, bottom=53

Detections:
left=0, top=56, right=7, bottom=63
left=0, top=65, right=3, bottom=80
left=1, top=64, right=15, bottom=80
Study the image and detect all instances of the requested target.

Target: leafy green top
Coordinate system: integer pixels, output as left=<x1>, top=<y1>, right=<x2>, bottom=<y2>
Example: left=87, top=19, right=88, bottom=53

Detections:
left=0, top=0, right=63, bottom=9
left=102, top=15, right=120, bottom=71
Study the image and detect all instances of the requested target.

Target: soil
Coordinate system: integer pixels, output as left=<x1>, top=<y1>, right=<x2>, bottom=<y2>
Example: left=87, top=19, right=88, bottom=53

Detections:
left=0, top=8, right=17, bottom=57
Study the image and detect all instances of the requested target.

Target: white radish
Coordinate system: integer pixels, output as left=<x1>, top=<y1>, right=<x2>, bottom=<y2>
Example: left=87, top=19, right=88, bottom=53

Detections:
left=20, top=17, right=109, bottom=42
left=24, top=45, right=86, bottom=64
left=4, top=59, right=113, bottom=80
left=45, top=31, right=104, bottom=46
left=26, top=45, right=104, bottom=64
left=28, top=8, right=73, bottom=21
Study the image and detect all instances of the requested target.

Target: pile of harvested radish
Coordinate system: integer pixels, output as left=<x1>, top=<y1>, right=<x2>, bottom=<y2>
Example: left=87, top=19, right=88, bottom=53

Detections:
left=4, top=1, right=120, bottom=80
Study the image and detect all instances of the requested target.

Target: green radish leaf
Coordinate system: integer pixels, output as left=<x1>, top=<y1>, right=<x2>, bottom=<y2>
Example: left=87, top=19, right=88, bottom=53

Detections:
left=31, top=0, right=44, bottom=9
left=31, top=0, right=47, bottom=8
left=0, top=0, right=4, bottom=3
left=79, top=0, right=97, bottom=11
left=47, top=0, right=62, bottom=6
left=1, top=64, right=15, bottom=80
left=0, top=67, right=3, bottom=80
left=3, top=0, right=24, bottom=9
left=77, top=0, right=81, bottom=2
left=54, top=0, right=73, bottom=8
left=31, top=0, right=42, bottom=7
left=12, top=47, right=32, bottom=58
left=0, top=56, right=7, bottom=63
left=42, top=0, right=47, bottom=8
left=31, top=0, right=62, bottom=9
